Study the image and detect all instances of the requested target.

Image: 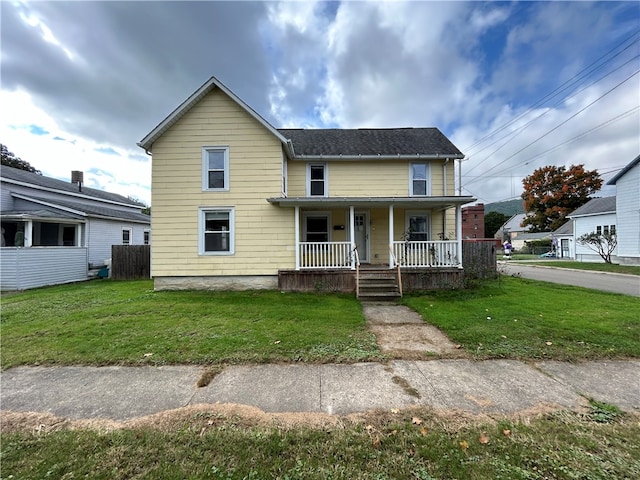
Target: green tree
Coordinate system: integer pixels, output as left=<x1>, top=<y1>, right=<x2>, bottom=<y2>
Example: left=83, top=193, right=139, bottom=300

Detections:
left=577, top=231, right=617, bottom=264
left=521, top=164, right=602, bottom=232
left=484, top=211, right=510, bottom=238
left=1, top=144, right=41, bottom=174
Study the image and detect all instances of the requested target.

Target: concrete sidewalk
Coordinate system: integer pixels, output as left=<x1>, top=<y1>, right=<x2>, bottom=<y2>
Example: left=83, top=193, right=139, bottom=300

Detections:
left=1, top=360, right=638, bottom=422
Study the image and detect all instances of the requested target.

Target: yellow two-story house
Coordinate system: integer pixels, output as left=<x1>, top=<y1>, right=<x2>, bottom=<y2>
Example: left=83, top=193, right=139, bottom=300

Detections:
left=138, top=76, right=475, bottom=295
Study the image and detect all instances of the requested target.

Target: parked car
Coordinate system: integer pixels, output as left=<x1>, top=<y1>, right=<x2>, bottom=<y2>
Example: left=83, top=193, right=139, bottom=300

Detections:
left=540, top=251, right=556, bottom=258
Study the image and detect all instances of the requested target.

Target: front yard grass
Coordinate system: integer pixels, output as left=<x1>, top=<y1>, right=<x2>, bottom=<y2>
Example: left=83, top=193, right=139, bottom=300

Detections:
left=0, top=280, right=382, bottom=369
left=2, top=407, right=639, bottom=479
left=401, top=275, right=640, bottom=361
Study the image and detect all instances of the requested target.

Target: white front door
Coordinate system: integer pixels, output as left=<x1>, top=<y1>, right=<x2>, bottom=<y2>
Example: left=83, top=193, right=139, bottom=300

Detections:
left=354, top=212, right=369, bottom=263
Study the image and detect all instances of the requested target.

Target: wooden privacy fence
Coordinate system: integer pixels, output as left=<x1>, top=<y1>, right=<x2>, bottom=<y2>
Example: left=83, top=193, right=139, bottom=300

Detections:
left=462, top=239, right=498, bottom=279
left=111, top=245, right=151, bottom=280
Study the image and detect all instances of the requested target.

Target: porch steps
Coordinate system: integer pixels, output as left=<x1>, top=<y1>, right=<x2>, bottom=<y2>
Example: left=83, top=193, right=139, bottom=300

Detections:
left=357, top=270, right=401, bottom=302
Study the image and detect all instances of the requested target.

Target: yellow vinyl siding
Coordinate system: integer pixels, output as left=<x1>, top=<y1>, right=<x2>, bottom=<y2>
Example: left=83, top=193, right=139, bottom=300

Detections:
left=286, top=159, right=455, bottom=197
left=151, top=88, right=293, bottom=277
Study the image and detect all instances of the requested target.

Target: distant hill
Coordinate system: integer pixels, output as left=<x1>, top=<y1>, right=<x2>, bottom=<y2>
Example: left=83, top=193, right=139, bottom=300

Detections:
left=484, top=199, right=525, bottom=216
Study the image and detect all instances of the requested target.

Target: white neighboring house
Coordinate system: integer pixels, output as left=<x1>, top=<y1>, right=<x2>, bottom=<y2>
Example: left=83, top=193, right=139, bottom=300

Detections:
left=606, top=154, right=639, bottom=266
left=567, top=196, right=617, bottom=263
left=1, top=166, right=151, bottom=290
left=552, top=220, right=575, bottom=259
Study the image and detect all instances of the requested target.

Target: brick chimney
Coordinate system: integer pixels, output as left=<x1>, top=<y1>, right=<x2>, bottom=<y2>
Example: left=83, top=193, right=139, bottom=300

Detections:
left=71, top=170, right=84, bottom=192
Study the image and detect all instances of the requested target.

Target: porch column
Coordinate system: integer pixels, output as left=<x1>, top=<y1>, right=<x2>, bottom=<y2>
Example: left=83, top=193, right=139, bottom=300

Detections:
left=349, top=206, right=355, bottom=269
left=294, top=206, right=300, bottom=270
left=76, top=223, right=83, bottom=247
left=456, top=204, right=463, bottom=268
left=388, top=205, right=394, bottom=268
left=24, top=220, right=33, bottom=247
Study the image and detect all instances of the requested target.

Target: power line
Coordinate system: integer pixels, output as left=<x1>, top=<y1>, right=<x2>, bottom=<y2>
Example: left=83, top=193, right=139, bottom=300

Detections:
left=463, top=29, right=640, bottom=154
left=465, top=69, right=640, bottom=186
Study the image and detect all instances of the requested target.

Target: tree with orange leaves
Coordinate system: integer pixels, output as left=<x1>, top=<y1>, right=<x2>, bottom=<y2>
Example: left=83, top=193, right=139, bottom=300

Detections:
left=521, top=165, right=602, bottom=232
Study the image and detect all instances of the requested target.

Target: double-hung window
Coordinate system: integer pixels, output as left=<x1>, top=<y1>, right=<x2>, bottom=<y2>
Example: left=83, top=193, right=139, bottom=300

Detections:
left=410, top=163, right=430, bottom=196
left=307, top=163, right=327, bottom=197
left=122, top=228, right=131, bottom=245
left=406, top=212, right=430, bottom=241
left=202, top=147, right=229, bottom=191
left=199, top=207, right=234, bottom=255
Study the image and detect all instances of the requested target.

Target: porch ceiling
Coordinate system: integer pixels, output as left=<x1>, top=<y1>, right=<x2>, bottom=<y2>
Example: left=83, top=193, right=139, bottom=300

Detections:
left=267, top=196, right=476, bottom=209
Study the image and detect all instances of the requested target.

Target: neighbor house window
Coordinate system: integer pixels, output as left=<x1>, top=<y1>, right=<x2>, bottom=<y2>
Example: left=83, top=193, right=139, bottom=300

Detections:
left=199, top=207, right=234, bottom=255
left=122, top=228, right=131, bottom=245
left=596, top=226, right=602, bottom=235
left=307, top=163, right=327, bottom=197
left=610, top=225, right=616, bottom=235
left=202, top=146, right=230, bottom=191
left=603, top=225, right=609, bottom=235
left=410, top=163, right=430, bottom=196
left=143, top=230, right=150, bottom=245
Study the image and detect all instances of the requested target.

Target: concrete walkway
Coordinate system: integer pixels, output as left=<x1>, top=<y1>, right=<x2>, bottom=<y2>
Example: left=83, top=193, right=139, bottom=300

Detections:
left=2, top=360, right=638, bottom=422
left=2, top=302, right=638, bottom=422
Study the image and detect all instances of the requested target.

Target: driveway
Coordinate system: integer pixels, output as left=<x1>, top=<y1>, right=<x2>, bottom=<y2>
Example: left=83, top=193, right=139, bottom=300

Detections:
left=500, top=262, right=640, bottom=297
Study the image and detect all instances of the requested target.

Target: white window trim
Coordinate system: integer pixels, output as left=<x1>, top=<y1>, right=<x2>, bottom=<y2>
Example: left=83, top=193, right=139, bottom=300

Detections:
left=302, top=211, right=332, bottom=242
left=202, top=146, right=230, bottom=192
left=122, top=227, right=132, bottom=245
left=409, top=162, right=431, bottom=196
left=143, top=229, right=151, bottom=245
left=306, top=162, right=328, bottom=197
left=198, top=207, right=235, bottom=255
left=405, top=210, right=431, bottom=240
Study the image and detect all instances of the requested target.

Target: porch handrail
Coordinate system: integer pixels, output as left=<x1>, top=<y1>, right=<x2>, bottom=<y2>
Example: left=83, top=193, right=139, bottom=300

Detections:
left=392, top=240, right=459, bottom=268
left=353, top=245, right=360, bottom=297
left=388, top=245, right=403, bottom=298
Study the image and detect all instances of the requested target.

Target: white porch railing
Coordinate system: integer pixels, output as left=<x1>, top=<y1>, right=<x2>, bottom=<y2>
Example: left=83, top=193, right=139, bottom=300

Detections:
left=393, top=240, right=459, bottom=268
left=299, top=242, right=355, bottom=269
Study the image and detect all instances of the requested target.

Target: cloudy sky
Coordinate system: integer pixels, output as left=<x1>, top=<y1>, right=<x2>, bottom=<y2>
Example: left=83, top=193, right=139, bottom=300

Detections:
left=2, top=0, right=638, bottom=206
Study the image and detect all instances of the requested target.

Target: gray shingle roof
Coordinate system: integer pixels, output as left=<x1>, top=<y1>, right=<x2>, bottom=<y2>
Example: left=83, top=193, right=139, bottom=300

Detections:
left=19, top=195, right=151, bottom=224
left=568, top=196, right=616, bottom=217
left=279, top=128, right=463, bottom=158
left=1, top=166, right=145, bottom=206
left=553, top=221, right=573, bottom=235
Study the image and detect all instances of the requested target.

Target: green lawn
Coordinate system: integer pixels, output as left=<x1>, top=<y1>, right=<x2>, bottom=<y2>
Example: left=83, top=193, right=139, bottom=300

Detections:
left=2, top=405, right=639, bottom=479
left=520, top=260, right=640, bottom=276
left=0, top=280, right=382, bottom=369
left=401, top=276, right=640, bottom=361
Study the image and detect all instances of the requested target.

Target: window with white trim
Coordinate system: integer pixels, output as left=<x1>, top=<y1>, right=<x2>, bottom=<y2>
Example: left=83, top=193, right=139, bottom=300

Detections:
left=122, top=228, right=132, bottom=245
left=406, top=212, right=430, bottom=241
left=307, top=163, right=327, bottom=197
left=199, top=208, right=234, bottom=255
left=410, top=163, right=430, bottom=196
left=202, top=147, right=229, bottom=191
left=304, top=213, right=330, bottom=242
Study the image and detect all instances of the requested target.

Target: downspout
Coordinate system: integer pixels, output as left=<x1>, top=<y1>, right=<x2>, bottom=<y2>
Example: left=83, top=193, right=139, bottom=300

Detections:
left=294, top=206, right=300, bottom=270
left=443, top=158, right=450, bottom=238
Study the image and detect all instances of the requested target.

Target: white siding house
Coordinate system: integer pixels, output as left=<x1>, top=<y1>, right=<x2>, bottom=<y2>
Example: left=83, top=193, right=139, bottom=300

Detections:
left=568, top=196, right=617, bottom=263
left=1, top=166, right=150, bottom=290
left=607, top=155, right=640, bottom=266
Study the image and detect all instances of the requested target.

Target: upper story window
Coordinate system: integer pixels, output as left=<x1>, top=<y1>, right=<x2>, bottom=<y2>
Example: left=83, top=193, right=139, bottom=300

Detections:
left=143, top=230, right=150, bottom=245
left=122, top=228, right=131, bottom=245
left=410, top=163, right=430, bottom=196
left=199, top=207, right=234, bottom=255
left=202, top=146, right=229, bottom=191
left=307, top=163, right=327, bottom=197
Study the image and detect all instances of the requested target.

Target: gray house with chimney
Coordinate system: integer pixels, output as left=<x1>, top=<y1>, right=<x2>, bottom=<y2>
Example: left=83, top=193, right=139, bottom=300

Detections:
left=1, top=166, right=150, bottom=290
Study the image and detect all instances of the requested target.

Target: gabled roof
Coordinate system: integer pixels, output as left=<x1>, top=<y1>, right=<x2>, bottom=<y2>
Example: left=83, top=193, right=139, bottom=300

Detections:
left=568, top=196, right=616, bottom=218
left=138, top=75, right=290, bottom=153
left=279, top=128, right=463, bottom=159
left=607, top=154, right=640, bottom=185
left=138, top=75, right=465, bottom=160
left=499, top=213, right=532, bottom=233
left=1, top=166, right=145, bottom=207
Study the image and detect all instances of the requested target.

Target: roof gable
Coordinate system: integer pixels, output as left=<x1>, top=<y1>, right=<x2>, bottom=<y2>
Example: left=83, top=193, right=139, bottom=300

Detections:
left=138, top=76, right=289, bottom=152
left=607, top=154, right=640, bottom=185
left=568, top=196, right=616, bottom=217
left=278, top=128, right=463, bottom=159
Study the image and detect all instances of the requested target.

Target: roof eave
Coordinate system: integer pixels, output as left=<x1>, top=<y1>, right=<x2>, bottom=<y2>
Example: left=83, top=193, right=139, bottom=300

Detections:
left=291, top=153, right=465, bottom=161
left=267, top=195, right=476, bottom=208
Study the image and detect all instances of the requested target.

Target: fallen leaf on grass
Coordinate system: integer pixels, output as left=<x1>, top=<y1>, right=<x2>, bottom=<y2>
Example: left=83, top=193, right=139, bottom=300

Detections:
left=412, top=417, right=422, bottom=425
left=459, top=440, right=469, bottom=451
left=479, top=434, right=490, bottom=445
left=545, top=341, right=553, bottom=346
left=503, top=429, right=512, bottom=437
left=274, top=340, right=281, bottom=344
left=365, top=425, right=374, bottom=433
left=390, top=408, right=399, bottom=414
left=420, top=427, right=428, bottom=436
left=372, top=435, right=381, bottom=448
left=455, top=344, right=463, bottom=349
left=143, top=353, right=153, bottom=357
